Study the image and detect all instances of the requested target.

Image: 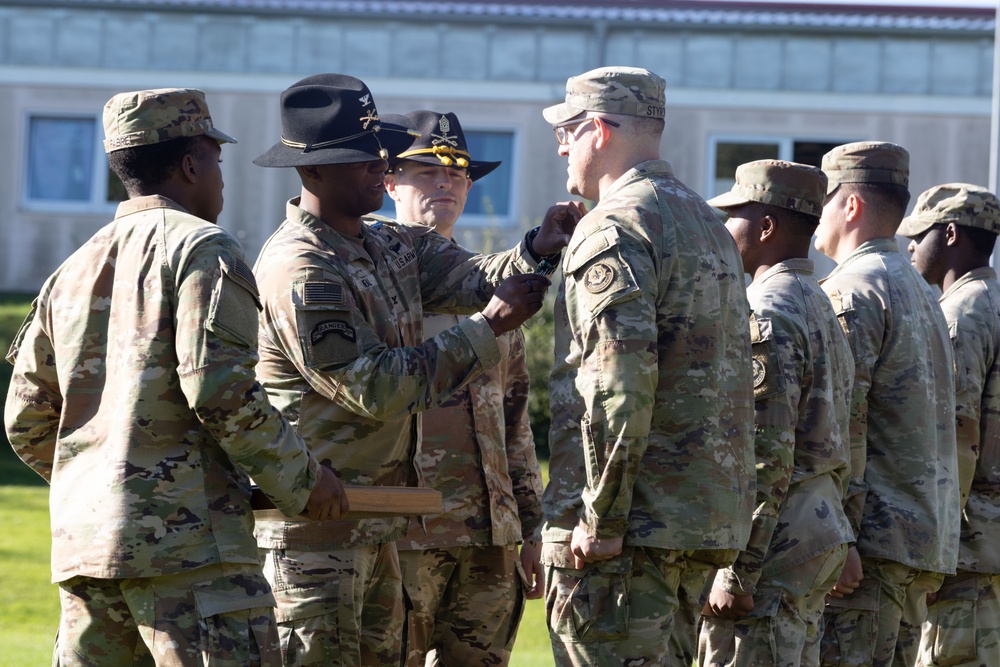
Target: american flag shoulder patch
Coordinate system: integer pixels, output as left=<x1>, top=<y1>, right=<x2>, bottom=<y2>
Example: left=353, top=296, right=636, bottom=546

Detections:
left=302, top=281, right=346, bottom=307
left=220, top=254, right=259, bottom=293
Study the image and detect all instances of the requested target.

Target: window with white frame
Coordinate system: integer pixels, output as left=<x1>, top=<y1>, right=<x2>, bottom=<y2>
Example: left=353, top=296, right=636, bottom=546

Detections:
left=707, top=136, right=849, bottom=198
left=378, top=128, right=515, bottom=223
left=23, top=114, right=126, bottom=212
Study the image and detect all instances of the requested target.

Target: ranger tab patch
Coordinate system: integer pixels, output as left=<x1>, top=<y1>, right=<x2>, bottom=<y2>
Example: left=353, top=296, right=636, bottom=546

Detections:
left=310, top=319, right=356, bottom=345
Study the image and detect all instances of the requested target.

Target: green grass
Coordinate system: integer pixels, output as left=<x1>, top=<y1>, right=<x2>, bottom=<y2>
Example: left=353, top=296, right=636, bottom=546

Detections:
left=0, top=486, right=58, bottom=666
left=0, top=485, right=555, bottom=666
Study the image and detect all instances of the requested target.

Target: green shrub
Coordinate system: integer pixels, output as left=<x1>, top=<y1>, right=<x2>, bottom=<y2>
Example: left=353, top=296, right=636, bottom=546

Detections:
left=0, top=294, right=43, bottom=485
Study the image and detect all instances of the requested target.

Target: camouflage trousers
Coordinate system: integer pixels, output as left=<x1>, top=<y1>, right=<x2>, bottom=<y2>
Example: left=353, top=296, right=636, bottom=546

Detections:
left=698, top=543, right=847, bottom=667
left=821, top=557, right=921, bottom=667
left=668, top=559, right=716, bottom=666
left=892, top=570, right=944, bottom=667
left=260, top=542, right=406, bottom=667
left=54, top=562, right=280, bottom=667
left=398, top=543, right=525, bottom=667
left=542, top=541, right=737, bottom=667
left=915, top=571, right=1000, bottom=667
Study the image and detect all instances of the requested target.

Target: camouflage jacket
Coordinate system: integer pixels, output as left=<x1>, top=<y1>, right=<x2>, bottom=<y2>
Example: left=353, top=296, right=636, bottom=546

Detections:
left=939, top=268, right=1000, bottom=573
left=252, top=201, right=538, bottom=551
left=541, top=160, right=755, bottom=550
left=717, top=259, right=854, bottom=595
left=398, top=313, right=543, bottom=549
left=821, top=237, right=960, bottom=573
left=4, top=195, right=320, bottom=582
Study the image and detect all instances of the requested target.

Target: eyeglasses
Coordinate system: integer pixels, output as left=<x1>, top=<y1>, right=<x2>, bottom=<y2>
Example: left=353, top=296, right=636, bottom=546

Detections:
left=554, top=116, right=620, bottom=146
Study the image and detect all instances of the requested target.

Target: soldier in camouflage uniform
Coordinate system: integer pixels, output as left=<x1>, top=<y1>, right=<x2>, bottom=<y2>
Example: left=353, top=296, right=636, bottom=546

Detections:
left=250, top=74, right=580, bottom=667
left=899, top=184, right=1000, bottom=667
left=4, top=88, right=347, bottom=667
left=700, top=160, right=854, bottom=666
left=815, top=142, right=961, bottom=667
left=381, top=110, right=546, bottom=667
left=539, top=66, right=756, bottom=666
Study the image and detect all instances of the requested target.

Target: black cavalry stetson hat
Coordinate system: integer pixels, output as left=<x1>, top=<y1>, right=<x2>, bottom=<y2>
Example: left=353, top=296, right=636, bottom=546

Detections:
left=254, top=73, right=387, bottom=168
left=380, top=110, right=501, bottom=182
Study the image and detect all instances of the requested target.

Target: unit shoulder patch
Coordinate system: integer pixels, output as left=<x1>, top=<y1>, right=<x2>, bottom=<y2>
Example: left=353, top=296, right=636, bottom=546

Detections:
left=584, top=262, right=616, bottom=294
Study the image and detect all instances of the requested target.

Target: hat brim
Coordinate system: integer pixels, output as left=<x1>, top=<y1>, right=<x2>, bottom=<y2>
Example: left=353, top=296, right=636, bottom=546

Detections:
left=469, top=160, right=501, bottom=182
left=897, top=214, right=936, bottom=239
left=542, top=102, right=586, bottom=126
left=253, top=133, right=384, bottom=168
left=206, top=127, right=238, bottom=145
left=706, top=190, right=751, bottom=211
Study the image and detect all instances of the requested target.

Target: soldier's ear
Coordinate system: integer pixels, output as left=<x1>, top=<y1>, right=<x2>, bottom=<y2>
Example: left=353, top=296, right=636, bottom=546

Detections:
left=945, top=223, right=959, bottom=247
left=758, top=215, right=776, bottom=243
left=177, top=152, right=198, bottom=185
left=384, top=173, right=402, bottom=202
left=844, top=193, right=863, bottom=224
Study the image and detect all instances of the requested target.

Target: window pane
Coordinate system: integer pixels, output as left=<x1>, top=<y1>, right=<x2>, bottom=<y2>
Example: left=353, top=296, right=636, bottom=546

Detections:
left=464, top=131, right=513, bottom=217
left=28, top=117, right=95, bottom=202
left=793, top=141, right=847, bottom=169
left=713, top=141, right=780, bottom=197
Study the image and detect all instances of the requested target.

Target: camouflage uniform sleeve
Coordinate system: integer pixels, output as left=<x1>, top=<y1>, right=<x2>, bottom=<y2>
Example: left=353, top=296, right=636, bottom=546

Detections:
left=571, top=229, right=654, bottom=539
left=829, top=289, right=878, bottom=540
left=410, top=224, right=539, bottom=313
left=502, top=328, right=544, bottom=538
left=173, top=233, right=320, bottom=516
left=284, top=272, right=500, bottom=421
left=4, top=300, right=60, bottom=482
left=717, top=314, right=795, bottom=595
left=951, top=316, right=988, bottom=509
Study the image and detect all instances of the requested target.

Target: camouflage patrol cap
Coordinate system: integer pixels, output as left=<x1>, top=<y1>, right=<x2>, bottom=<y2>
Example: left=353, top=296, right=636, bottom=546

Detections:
left=898, top=183, right=1000, bottom=238
left=821, top=141, right=909, bottom=194
left=707, top=159, right=827, bottom=218
left=542, top=66, right=666, bottom=126
left=102, top=88, right=236, bottom=153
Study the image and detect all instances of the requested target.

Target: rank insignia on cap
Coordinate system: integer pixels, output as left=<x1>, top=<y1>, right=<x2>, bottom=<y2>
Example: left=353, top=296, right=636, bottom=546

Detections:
left=584, top=262, right=615, bottom=293
left=431, top=116, right=459, bottom=147
left=752, top=357, right=766, bottom=388
left=359, top=94, right=371, bottom=107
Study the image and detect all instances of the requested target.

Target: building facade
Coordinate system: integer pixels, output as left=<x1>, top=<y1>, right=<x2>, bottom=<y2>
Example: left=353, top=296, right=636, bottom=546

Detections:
left=0, top=0, right=993, bottom=290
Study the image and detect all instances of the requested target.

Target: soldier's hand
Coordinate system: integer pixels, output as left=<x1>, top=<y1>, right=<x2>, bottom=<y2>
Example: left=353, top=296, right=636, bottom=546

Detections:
left=482, top=274, right=551, bottom=336
left=704, top=586, right=754, bottom=619
left=570, top=525, right=623, bottom=569
left=828, top=545, right=863, bottom=599
left=302, top=464, right=350, bottom=521
left=533, top=201, right=588, bottom=256
left=520, top=540, right=544, bottom=600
